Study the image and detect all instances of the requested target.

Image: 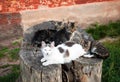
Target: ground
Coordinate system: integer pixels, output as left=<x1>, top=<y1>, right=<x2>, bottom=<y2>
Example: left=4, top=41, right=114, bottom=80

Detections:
left=0, top=25, right=22, bottom=82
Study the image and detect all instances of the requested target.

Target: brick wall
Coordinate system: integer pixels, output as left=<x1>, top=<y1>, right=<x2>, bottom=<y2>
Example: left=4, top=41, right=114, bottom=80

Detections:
left=0, top=0, right=113, bottom=13
left=0, top=13, right=22, bottom=48
left=0, top=13, right=21, bottom=26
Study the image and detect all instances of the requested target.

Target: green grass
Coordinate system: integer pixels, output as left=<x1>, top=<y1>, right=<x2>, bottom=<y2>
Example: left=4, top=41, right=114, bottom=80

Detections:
left=85, top=21, right=120, bottom=82
left=0, top=48, right=20, bottom=82
left=0, top=40, right=21, bottom=81
left=102, top=39, right=120, bottom=82
left=0, top=48, right=20, bottom=60
left=86, top=21, right=120, bottom=40
left=9, top=48, right=20, bottom=60
left=0, top=48, right=9, bottom=58
left=0, top=65, right=20, bottom=82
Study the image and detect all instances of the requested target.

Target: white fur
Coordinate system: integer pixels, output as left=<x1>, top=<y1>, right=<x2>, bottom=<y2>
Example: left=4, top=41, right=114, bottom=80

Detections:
left=41, top=41, right=93, bottom=66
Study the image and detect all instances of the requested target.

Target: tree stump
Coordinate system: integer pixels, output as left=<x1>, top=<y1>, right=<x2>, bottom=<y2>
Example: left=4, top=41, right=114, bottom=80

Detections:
left=19, top=46, right=62, bottom=82
left=19, top=47, right=102, bottom=82
left=62, top=58, right=103, bottom=82
left=19, top=21, right=106, bottom=82
left=75, top=58, right=102, bottom=82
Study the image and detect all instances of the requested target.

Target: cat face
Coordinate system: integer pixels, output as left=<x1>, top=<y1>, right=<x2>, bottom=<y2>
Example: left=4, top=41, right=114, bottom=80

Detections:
left=41, top=41, right=55, bottom=56
left=42, top=46, right=52, bottom=56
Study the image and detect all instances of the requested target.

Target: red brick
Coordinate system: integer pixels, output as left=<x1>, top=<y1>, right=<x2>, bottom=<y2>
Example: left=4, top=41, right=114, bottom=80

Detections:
left=11, top=13, right=21, bottom=19
left=0, top=13, right=10, bottom=19
left=0, top=4, right=2, bottom=11
left=10, top=18, right=21, bottom=24
left=0, top=17, right=8, bottom=25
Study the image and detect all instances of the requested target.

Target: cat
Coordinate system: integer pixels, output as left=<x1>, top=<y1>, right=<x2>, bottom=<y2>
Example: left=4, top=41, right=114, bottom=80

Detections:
left=31, top=21, right=74, bottom=47
left=52, top=27, right=71, bottom=46
left=41, top=41, right=94, bottom=66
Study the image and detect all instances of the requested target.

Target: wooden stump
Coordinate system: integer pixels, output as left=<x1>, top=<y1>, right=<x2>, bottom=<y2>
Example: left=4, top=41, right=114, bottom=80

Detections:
left=62, top=58, right=103, bottom=82
left=75, top=58, right=103, bottom=82
left=19, top=47, right=62, bottom=82
left=19, top=46, right=102, bottom=82
left=19, top=21, right=104, bottom=82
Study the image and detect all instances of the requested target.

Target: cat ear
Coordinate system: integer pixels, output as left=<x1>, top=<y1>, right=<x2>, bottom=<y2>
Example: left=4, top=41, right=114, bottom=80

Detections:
left=41, top=41, right=46, bottom=48
left=51, top=41, right=55, bottom=48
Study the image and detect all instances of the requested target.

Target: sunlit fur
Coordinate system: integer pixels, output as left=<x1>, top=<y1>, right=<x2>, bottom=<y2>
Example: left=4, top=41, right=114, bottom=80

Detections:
left=41, top=41, right=93, bottom=66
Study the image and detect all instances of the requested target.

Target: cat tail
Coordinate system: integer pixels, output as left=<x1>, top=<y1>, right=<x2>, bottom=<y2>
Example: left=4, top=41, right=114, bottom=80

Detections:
left=90, top=41, right=109, bottom=59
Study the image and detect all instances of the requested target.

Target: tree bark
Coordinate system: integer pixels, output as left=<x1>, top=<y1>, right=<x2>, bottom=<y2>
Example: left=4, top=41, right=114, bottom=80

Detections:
left=19, top=47, right=62, bottom=82
left=19, top=21, right=103, bottom=82
left=19, top=47, right=102, bottom=82
left=62, top=58, right=103, bottom=82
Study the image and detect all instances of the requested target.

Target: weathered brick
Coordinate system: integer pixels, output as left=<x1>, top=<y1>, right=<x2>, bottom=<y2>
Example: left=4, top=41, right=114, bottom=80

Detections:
left=0, top=13, right=11, bottom=19
left=0, top=17, right=8, bottom=25
left=11, top=12, right=21, bottom=19
left=10, top=18, right=21, bottom=24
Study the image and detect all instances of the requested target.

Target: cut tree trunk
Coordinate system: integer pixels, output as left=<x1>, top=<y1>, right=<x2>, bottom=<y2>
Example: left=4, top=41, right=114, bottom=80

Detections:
left=19, top=21, right=104, bottom=82
left=19, top=46, right=103, bottom=82
left=19, top=47, right=62, bottom=82
left=62, top=58, right=103, bottom=82
left=75, top=58, right=103, bottom=82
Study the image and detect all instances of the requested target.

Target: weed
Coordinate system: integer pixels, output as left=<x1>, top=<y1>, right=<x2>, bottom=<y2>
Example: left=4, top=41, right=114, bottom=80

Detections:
left=0, top=47, right=20, bottom=60
left=86, top=21, right=120, bottom=40
left=0, top=65, right=20, bottom=82
left=102, top=39, right=120, bottom=82
left=9, top=48, right=20, bottom=60
left=12, top=37, right=23, bottom=46
left=0, top=48, right=9, bottom=58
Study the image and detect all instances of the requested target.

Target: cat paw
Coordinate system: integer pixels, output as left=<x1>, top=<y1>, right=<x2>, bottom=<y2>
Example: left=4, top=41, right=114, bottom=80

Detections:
left=42, top=62, right=49, bottom=66
left=41, top=58, right=46, bottom=62
left=83, top=54, right=94, bottom=58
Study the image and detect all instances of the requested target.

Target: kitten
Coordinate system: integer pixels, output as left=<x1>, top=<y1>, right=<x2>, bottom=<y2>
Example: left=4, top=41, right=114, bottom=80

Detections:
left=52, top=27, right=71, bottom=46
left=41, top=41, right=94, bottom=66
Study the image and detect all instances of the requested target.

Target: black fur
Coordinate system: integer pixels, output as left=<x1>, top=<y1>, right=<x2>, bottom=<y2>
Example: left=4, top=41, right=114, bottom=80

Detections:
left=32, top=27, right=71, bottom=47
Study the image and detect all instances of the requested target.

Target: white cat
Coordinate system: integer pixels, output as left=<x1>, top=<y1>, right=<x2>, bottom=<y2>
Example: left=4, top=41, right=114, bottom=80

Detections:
left=41, top=41, right=94, bottom=66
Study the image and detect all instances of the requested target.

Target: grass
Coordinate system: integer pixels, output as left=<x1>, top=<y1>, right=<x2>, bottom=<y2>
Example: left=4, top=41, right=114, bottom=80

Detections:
left=8, top=48, right=20, bottom=60
left=0, top=65, right=20, bottom=82
left=0, top=38, right=21, bottom=82
left=12, top=37, right=23, bottom=46
left=0, top=37, right=21, bottom=60
left=0, top=47, right=20, bottom=82
left=102, top=39, right=120, bottom=82
left=0, top=48, right=9, bottom=58
left=86, top=21, right=120, bottom=40
left=0, top=48, right=20, bottom=60
left=86, top=21, right=120, bottom=82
